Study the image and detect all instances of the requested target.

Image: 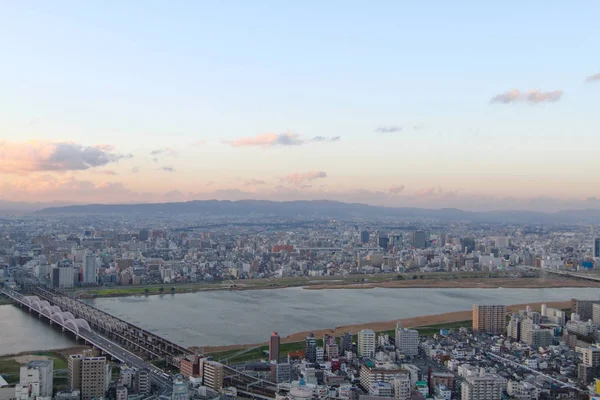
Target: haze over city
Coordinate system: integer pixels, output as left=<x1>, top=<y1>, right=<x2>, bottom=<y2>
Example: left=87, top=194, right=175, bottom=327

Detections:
left=1, top=1, right=599, bottom=212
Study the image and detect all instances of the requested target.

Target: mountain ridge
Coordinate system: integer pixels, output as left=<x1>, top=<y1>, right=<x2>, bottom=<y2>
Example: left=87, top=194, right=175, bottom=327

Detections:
left=32, top=199, right=600, bottom=223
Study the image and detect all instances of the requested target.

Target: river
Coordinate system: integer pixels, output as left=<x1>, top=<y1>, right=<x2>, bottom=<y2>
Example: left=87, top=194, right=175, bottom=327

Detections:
left=2, top=286, right=599, bottom=355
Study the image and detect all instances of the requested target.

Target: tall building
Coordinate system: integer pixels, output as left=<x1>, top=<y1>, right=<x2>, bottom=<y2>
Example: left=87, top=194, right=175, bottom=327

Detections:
left=595, top=238, right=600, bottom=258
left=305, top=332, right=317, bottom=363
left=507, top=313, right=521, bottom=341
left=461, top=374, right=506, bottom=400
left=360, top=231, right=370, bottom=244
left=18, top=360, right=54, bottom=398
left=580, top=346, right=600, bottom=367
left=377, top=235, right=389, bottom=250
left=359, top=361, right=409, bottom=389
left=395, top=322, right=419, bottom=356
left=171, top=376, right=189, bottom=400
left=138, top=229, right=150, bottom=242
left=135, top=369, right=150, bottom=395
left=68, top=354, right=107, bottom=400
left=341, top=332, right=353, bottom=352
left=358, top=329, right=376, bottom=358
left=572, top=299, right=600, bottom=321
left=521, top=318, right=553, bottom=348
left=52, top=265, right=74, bottom=289
left=83, top=255, right=97, bottom=284
left=472, top=304, right=506, bottom=335
left=269, top=332, right=280, bottom=362
left=270, top=362, right=291, bottom=384
left=202, top=361, right=224, bottom=391
left=410, top=231, right=426, bottom=249
left=392, top=375, right=411, bottom=400
left=461, top=238, right=476, bottom=254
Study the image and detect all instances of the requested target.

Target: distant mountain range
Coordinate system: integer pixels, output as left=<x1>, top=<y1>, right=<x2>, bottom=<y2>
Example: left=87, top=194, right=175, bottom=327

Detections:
left=32, top=199, right=600, bottom=223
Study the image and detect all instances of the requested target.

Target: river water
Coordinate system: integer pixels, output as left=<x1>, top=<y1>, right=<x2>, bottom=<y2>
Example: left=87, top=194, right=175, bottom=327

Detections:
left=2, top=287, right=600, bottom=355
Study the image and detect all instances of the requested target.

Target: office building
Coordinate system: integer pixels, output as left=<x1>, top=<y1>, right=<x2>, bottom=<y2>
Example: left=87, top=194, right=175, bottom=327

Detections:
left=271, top=362, right=291, bottom=384
left=68, top=354, right=107, bottom=400
left=18, top=360, right=54, bottom=398
left=52, top=265, right=74, bottom=289
left=202, top=361, right=224, bottom=391
left=472, top=304, right=506, bottom=335
left=461, top=374, right=506, bottom=400
left=172, top=376, right=189, bottom=400
left=461, top=238, right=476, bottom=254
left=595, top=238, right=600, bottom=258
left=83, top=255, right=97, bottom=284
left=360, top=231, right=370, bottom=244
left=377, top=235, right=389, bottom=250
left=305, top=332, right=317, bottom=363
left=411, top=231, right=426, bottom=249
left=269, top=332, right=280, bottom=362
left=358, top=329, right=376, bottom=358
left=395, top=322, right=419, bottom=356
left=593, top=304, right=600, bottom=325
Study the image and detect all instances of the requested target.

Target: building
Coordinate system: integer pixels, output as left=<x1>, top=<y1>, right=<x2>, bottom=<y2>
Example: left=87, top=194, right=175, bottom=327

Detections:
left=82, top=255, right=97, bottom=285
left=361, top=231, right=370, bottom=244
left=411, top=231, right=426, bottom=249
left=116, top=386, right=128, bottom=400
left=595, top=238, right=600, bottom=258
left=472, top=304, right=506, bottom=335
left=52, top=265, right=74, bottom=289
left=461, top=237, right=476, bottom=254
left=572, top=299, right=600, bottom=321
left=392, top=375, right=411, bottom=400
left=461, top=374, right=506, bottom=400
left=368, top=382, right=392, bottom=397
left=358, top=329, right=376, bottom=358
left=521, top=318, right=553, bottom=348
left=269, top=332, right=280, bottom=362
left=341, top=332, right=353, bottom=352
left=507, top=313, right=521, bottom=341
left=202, top=361, right=224, bottom=391
left=359, top=361, right=409, bottom=391
left=171, top=376, right=189, bottom=400
left=18, top=360, right=54, bottom=399
left=135, top=369, right=150, bottom=396
left=68, top=354, right=107, bottom=400
left=179, top=355, right=201, bottom=378
left=580, top=346, right=600, bottom=367
left=325, top=343, right=339, bottom=359
left=305, top=332, right=317, bottom=363
left=271, top=362, right=291, bottom=384
left=377, top=235, right=389, bottom=250
left=395, top=322, right=419, bottom=356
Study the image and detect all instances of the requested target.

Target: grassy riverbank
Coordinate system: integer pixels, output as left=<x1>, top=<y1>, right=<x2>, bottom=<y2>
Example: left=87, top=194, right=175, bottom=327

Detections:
left=206, top=319, right=473, bottom=364
left=65, top=272, right=597, bottom=299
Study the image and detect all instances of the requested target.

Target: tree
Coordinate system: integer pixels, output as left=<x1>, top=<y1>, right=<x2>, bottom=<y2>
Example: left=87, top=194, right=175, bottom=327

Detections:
left=159, top=287, right=164, bottom=294
left=397, top=275, right=405, bottom=280
left=144, top=288, right=149, bottom=296
left=412, top=275, right=418, bottom=280
left=170, top=287, right=175, bottom=294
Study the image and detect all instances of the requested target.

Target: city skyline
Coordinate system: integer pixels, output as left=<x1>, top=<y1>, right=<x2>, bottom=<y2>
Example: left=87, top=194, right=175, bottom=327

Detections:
left=2, top=1, right=600, bottom=211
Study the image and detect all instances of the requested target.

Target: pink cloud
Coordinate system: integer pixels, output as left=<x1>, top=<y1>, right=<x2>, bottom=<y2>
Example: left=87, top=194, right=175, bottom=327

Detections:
left=0, top=140, right=131, bottom=174
left=586, top=73, right=600, bottom=82
left=227, top=132, right=304, bottom=147
left=281, top=171, right=327, bottom=186
left=490, top=89, right=563, bottom=104
left=416, top=187, right=436, bottom=196
left=389, top=185, right=405, bottom=194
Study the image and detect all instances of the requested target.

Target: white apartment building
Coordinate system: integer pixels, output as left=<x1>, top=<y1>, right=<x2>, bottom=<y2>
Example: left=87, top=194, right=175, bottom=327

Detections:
left=392, top=375, right=411, bottom=400
left=395, top=322, right=419, bottom=356
left=358, top=329, right=376, bottom=358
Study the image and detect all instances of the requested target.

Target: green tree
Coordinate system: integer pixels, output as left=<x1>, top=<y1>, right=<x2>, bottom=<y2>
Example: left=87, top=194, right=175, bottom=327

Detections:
left=412, top=275, right=418, bottom=280
left=170, top=287, right=175, bottom=294
left=144, top=288, right=149, bottom=296
left=397, top=275, right=405, bottom=280
left=159, top=287, right=164, bottom=294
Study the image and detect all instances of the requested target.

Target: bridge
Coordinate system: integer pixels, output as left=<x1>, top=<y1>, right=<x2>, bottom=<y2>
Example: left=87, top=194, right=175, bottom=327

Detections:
left=517, top=265, right=600, bottom=283
left=24, top=285, right=192, bottom=363
left=1, top=286, right=173, bottom=394
left=3, top=283, right=281, bottom=399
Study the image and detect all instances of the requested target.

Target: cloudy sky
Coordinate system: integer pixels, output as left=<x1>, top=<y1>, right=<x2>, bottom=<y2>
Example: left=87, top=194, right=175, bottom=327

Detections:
left=1, top=1, right=599, bottom=211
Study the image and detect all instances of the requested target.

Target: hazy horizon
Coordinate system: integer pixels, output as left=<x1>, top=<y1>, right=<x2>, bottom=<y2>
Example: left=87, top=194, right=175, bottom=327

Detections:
left=2, top=2, right=599, bottom=212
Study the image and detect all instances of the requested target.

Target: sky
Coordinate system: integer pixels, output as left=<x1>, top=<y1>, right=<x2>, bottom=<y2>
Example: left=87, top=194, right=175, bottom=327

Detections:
left=1, top=1, right=599, bottom=212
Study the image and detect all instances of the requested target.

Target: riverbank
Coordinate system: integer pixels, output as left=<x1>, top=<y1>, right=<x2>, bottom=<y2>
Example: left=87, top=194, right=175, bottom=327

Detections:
left=67, top=272, right=600, bottom=299
left=0, top=346, right=88, bottom=384
left=202, top=300, right=570, bottom=356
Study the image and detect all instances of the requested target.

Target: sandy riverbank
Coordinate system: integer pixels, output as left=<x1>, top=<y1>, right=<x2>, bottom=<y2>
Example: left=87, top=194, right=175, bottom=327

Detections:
left=304, top=277, right=600, bottom=290
left=203, top=300, right=570, bottom=353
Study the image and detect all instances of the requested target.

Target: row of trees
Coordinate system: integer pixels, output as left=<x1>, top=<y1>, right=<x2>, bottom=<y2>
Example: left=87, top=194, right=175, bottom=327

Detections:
left=143, top=287, right=176, bottom=295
